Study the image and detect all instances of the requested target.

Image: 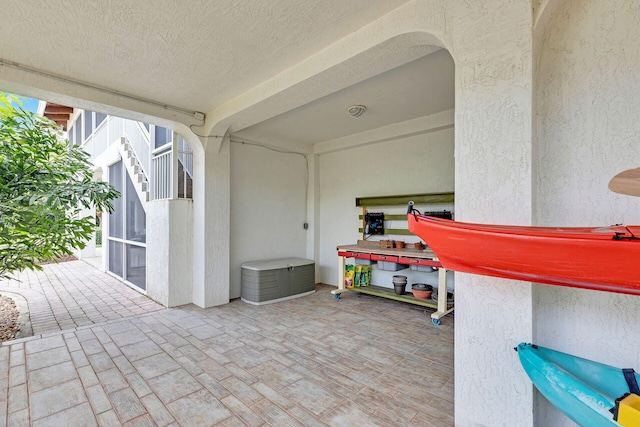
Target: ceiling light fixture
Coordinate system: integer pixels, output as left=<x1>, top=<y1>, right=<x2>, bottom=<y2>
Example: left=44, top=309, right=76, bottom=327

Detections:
left=347, top=105, right=366, bottom=118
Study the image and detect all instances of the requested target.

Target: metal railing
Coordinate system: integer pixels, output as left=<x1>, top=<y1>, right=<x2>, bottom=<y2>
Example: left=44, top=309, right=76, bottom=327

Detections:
left=82, top=116, right=150, bottom=180
left=152, top=150, right=172, bottom=200
left=77, top=114, right=193, bottom=201
left=150, top=135, right=193, bottom=200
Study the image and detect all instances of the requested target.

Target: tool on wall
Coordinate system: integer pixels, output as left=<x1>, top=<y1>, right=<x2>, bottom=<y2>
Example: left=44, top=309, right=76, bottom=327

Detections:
left=364, top=212, right=385, bottom=236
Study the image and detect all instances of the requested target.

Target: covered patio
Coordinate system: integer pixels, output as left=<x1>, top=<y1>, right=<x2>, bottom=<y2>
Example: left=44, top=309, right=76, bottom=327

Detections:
left=0, top=262, right=453, bottom=426
left=3, top=1, right=640, bottom=425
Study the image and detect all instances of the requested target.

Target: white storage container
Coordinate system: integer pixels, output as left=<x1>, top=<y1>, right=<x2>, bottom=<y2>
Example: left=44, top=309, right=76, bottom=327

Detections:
left=378, top=261, right=408, bottom=271
left=410, top=265, right=438, bottom=273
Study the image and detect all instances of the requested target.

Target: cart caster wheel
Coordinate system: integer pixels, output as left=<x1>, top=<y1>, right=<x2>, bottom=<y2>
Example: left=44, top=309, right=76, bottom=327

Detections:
left=334, top=293, right=341, bottom=300
left=432, top=318, right=441, bottom=326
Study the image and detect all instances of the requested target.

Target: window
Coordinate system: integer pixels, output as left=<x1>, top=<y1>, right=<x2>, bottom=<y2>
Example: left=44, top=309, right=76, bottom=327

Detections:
left=108, top=161, right=124, bottom=239
left=126, top=172, right=146, bottom=243
left=84, top=110, right=94, bottom=140
left=107, top=160, right=146, bottom=290
left=152, top=125, right=172, bottom=149
left=96, top=112, right=107, bottom=127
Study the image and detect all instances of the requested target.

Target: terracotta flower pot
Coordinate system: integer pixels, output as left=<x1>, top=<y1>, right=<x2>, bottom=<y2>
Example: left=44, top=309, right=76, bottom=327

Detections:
left=412, top=289, right=433, bottom=299
left=411, top=283, right=434, bottom=300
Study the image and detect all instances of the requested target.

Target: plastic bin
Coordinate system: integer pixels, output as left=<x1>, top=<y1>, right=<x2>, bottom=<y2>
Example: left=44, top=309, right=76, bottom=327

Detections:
left=241, top=257, right=315, bottom=305
left=378, top=261, right=408, bottom=271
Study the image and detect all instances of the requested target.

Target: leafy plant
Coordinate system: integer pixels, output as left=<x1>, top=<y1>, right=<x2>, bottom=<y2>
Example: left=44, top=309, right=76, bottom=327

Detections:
left=0, top=93, right=119, bottom=279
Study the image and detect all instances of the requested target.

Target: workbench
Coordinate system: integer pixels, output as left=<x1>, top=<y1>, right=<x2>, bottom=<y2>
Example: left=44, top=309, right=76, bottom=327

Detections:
left=333, top=243, right=454, bottom=325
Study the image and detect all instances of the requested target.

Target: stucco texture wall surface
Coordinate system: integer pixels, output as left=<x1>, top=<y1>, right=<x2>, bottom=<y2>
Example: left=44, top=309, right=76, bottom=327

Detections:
left=444, top=1, right=536, bottom=425
left=230, top=142, right=308, bottom=299
left=534, top=1, right=640, bottom=426
left=317, top=125, right=454, bottom=287
left=314, top=1, right=538, bottom=425
left=9, top=1, right=640, bottom=425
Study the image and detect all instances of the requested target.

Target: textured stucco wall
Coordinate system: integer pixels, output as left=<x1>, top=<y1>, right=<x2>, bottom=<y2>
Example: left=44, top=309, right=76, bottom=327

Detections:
left=13, top=1, right=639, bottom=424
left=317, top=115, right=454, bottom=286
left=310, top=1, right=538, bottom=424
left=192, top=142, right=231, bottom=308
left=147, top=199, right=193, bottom=307
left=445, top=1, right=536, bottom=425
left=229, top=142, right=309, bottom=299
left=534, top=1, right=640, bottom=425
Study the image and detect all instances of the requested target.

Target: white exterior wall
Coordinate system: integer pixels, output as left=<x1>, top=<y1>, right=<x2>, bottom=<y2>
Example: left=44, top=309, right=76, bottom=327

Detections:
left=229, top=142, right=309, bottom=299
left=14, top=2, right=640, bottom=425
left=317, top=113, right=455, bottom=286
left=75, top=205, right=97, bottom=259
left=534, top=1, right=640, bottom=425
left=147, top=199, right=193, bottom=307
left=192, top=142, right=231, bottom=308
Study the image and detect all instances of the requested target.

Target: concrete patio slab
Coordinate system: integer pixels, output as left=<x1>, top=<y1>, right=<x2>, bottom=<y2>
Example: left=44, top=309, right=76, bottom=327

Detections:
left=0, top=260, right=454, bottom=426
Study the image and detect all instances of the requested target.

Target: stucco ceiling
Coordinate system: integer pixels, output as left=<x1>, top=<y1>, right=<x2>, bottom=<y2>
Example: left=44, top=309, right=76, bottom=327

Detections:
left=0, top=0, right=454, bottom=150
left=234, top=48, right=454, bottom=146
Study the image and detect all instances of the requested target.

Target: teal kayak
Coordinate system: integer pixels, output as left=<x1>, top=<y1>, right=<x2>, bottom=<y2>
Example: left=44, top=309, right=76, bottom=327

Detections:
left=516, top=343, right=640, bottom=427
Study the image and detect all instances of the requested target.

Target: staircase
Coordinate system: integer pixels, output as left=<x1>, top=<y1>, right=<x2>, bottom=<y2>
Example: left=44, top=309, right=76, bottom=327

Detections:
left=117, top=137, right=150, bottom=204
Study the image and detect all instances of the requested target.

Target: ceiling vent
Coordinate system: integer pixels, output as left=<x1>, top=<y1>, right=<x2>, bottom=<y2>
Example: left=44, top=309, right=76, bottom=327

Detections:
left=347, top=105, right=366, bottom=118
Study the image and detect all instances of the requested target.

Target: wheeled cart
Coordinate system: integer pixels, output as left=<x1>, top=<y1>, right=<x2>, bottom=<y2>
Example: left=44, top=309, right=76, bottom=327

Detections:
left=333, top=244, right=453, bottom=325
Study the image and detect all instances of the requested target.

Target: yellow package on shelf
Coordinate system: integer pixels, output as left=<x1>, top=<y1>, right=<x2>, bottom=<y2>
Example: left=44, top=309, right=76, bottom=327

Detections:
left=345, top=265, right=355, bottom=288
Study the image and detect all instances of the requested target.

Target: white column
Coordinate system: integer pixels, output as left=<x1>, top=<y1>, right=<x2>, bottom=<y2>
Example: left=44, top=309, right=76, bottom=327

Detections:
left=191, top=140, right=231, bottom=308
left=146, top=199, right=193, bottom=307
left=450, top=1, right=535, bottom=425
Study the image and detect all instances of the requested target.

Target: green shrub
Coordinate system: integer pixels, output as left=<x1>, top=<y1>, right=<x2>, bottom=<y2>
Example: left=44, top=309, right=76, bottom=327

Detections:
left=0, top=93, right=118, bottom=278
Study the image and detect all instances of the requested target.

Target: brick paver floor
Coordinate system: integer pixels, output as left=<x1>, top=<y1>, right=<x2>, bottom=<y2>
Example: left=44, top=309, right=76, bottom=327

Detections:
left=0, top=260, right=454, bottom=426
left=0, top=261, right=164, bottom=335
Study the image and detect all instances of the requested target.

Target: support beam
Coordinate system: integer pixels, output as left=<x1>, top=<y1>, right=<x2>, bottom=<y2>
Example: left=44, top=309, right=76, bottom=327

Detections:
left=191, top=137, right=230, bottom=308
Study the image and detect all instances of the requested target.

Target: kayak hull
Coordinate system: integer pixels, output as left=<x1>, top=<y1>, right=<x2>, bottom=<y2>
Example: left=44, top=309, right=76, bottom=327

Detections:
left=407, top=214, right=640, bottom=295
left=517, top=342, right=637, bottom=427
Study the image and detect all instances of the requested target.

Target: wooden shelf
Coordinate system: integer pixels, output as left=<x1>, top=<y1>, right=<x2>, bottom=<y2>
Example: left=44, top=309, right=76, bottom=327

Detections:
left=348, top=285, right=443, bottom=308
left=347, top=285, right=438, bottom=310
left=335, top=244, right=453, bottom=324
left=339, top=192, right=455, bottom=324
left=358, top=214, right=412, bottom=221
left=356, top=192, right=454, bottom=238
left=355, top=192, right=454, bottom=207
left=358, top=228, right=414, bottom=235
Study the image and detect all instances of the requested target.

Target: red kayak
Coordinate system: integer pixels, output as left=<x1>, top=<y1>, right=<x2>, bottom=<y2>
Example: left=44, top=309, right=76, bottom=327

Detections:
left=406, top=204, right=640, bottom=295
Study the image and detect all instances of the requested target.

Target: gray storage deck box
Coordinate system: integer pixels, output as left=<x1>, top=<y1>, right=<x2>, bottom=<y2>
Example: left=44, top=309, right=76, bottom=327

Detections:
left=241, top=257, right=315, bottom=305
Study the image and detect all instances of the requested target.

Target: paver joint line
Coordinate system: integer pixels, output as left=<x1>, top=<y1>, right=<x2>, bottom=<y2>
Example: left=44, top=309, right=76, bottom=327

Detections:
left=0, top=261, right=454, bottom=426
